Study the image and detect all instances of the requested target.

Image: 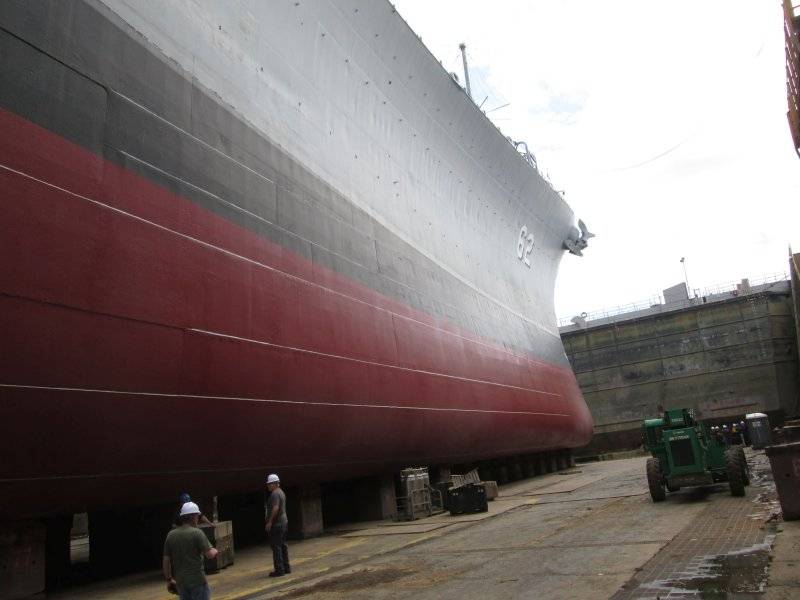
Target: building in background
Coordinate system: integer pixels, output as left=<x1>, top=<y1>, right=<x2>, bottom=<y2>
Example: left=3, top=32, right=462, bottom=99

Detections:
left=785, top=0, right=800, bottom=156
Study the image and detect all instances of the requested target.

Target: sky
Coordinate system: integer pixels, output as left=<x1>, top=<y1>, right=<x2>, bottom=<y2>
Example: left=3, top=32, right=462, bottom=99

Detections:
left=392, top=0, right=800, bottom=322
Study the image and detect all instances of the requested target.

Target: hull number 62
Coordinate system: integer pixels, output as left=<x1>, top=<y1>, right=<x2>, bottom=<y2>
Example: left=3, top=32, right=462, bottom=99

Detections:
left=516, top=226, right=534, bottom=267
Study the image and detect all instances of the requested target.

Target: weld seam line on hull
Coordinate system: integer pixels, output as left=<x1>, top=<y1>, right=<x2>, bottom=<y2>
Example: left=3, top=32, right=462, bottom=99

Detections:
left=0, top=290, right=561, bottom=398
left=187, top=328, right=561, bottom=397
left=0, top=22, right=271, bottom=187
left=106, top=85, right=558, bottom=341
left=0, top=161, right=559, bottom=372
left=113, top=144, right=389, bottom=283
left=0, top=383, right=569, bottom=415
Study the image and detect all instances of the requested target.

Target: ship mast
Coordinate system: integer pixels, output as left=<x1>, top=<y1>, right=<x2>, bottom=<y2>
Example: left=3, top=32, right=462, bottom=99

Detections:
left=459, top=42, right=472, bottom=100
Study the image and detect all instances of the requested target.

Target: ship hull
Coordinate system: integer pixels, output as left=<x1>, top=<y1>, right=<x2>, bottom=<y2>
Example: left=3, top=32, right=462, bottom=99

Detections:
left=0, top=0, right=592, bottom=520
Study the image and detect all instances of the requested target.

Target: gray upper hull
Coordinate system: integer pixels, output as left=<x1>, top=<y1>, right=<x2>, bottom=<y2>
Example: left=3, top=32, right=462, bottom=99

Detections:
left=95, top=0, right=576, bottom=356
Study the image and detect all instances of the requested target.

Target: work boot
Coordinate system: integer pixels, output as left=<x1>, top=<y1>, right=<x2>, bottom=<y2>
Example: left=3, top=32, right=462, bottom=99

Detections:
left=268, top=571, right=286, bottom=578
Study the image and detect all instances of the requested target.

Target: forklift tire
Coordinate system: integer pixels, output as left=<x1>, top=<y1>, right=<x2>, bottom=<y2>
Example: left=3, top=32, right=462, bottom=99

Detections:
left=725, top=448, right=745, bottom=497
left=737, top=446, right=750, bottom=486
left=646, top=458, right=666, bottom=502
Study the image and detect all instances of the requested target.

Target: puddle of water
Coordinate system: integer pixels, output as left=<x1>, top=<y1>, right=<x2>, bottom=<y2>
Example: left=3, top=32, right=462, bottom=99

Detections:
left=640, top=532, right=777, bottom=599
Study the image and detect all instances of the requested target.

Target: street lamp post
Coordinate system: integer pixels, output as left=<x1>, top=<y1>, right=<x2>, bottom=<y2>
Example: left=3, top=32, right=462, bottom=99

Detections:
left=680, top=257, right=691, bottom=298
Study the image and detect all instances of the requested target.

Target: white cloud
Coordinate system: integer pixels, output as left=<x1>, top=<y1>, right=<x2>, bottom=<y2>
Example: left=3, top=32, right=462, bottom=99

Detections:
left=394, top=0, right=800, bottom=320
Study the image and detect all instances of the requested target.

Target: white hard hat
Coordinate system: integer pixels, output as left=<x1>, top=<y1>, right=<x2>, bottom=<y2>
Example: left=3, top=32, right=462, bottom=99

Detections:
left=266, top=474, right=280, bottom=484
left=179, top=502, right=201, bottom=517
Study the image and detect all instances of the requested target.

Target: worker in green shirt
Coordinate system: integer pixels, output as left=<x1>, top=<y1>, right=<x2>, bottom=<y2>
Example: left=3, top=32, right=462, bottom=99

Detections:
left=163, top=502, right=219, bottom=599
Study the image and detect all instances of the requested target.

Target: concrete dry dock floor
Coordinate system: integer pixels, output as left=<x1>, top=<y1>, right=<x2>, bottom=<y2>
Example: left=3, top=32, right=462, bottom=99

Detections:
left=51, top=451, right=784, bottom=600
left=765, top=519, right=800, bottom=600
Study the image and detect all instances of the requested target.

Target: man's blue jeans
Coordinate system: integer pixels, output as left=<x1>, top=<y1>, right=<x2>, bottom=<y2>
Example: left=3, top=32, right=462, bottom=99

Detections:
left=180, top=583, right=211, bottom=600
left=270, top=522, right=290, bottom=574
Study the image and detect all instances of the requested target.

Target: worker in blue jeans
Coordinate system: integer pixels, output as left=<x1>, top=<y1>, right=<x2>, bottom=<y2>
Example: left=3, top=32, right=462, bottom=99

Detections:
left=265, top=473, right=291, bottom=577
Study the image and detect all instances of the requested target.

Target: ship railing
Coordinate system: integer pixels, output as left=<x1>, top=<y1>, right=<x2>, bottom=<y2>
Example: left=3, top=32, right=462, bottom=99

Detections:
left=558, top=272, right=789, bottom=328
left=691, top=272, right=788, bottom=298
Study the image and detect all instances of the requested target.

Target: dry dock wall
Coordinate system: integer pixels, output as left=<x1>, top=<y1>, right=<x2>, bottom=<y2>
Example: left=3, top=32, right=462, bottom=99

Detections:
left=792, top=253, right=800, bottom=366
left=561, top=283, right=799, bottom=456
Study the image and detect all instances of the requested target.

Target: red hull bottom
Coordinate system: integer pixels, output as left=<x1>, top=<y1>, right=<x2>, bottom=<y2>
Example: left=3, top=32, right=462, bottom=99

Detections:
left=0, top=109, right=591, bottom=520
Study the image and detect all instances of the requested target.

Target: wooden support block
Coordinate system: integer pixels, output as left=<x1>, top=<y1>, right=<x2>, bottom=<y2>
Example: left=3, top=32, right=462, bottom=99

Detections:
left=200, top=521, right=234, bottom=573
left=0, top=521, right=45, bottom=600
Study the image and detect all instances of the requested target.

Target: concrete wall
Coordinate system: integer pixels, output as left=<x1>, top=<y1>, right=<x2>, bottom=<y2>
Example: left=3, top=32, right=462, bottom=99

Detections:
left=562, top=287, right=799, bottom=455
left=791, top=254, right=800, bottom=371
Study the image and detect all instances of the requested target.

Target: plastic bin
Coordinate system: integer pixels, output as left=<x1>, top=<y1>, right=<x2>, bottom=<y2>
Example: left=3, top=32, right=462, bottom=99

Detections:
left=746, top=413, right=771, bottom=449
left=467, top=483, right=488, bottom=513
left=447, top=486, right=467, bottom=515
left=765, top=441, right=800, bottom=521
left=447, top=483, right=488, bottom=515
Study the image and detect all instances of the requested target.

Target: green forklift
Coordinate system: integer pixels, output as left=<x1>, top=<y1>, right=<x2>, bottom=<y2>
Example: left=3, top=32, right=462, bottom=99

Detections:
left=642, top=408, right=750, bottom=502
